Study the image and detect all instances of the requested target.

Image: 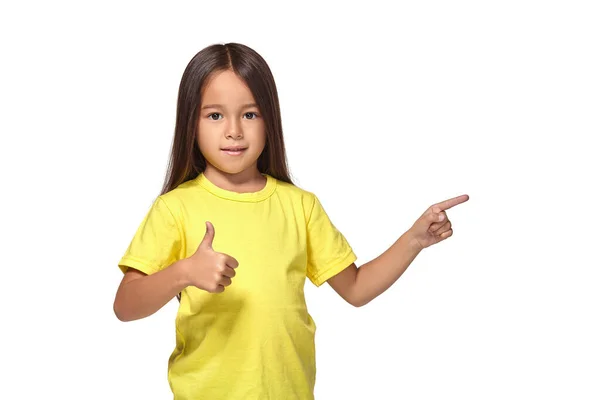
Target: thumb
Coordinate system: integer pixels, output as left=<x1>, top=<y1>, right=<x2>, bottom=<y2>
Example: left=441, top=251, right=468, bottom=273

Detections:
left=200, top=221, right=215, bottom=249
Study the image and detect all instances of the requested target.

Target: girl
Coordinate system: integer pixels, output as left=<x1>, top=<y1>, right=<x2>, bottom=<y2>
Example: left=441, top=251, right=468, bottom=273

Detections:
left=113, top=42, right=469, bottom=400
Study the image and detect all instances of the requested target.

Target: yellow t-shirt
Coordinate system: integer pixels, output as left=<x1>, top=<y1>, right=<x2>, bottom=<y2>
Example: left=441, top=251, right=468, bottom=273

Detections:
left=118, top=172, right=357, bottom=400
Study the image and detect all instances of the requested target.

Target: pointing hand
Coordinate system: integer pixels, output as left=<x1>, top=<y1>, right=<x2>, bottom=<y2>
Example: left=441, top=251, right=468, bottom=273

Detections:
left=409, top=194, right=469, bottom=251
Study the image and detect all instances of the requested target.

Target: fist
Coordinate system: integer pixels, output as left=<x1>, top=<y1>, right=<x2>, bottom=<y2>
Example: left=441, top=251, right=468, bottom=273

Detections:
left=184, top=221, right=239, bottom=293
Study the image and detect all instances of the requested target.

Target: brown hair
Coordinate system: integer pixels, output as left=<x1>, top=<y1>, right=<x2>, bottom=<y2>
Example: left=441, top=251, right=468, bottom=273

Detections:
left=161, top=43, right=295, bottom=301
left=159, top=42, right=295, bottom=197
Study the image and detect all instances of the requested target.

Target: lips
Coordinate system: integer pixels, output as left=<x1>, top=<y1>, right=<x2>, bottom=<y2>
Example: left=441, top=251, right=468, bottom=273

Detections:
left=222, top=147, right=247, bottom=151
left=221, top=147, right=247, bottom=156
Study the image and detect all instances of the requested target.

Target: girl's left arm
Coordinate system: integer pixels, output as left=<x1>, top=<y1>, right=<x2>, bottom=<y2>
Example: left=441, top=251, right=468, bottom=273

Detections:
left=328, top=194, right=469, bottom=307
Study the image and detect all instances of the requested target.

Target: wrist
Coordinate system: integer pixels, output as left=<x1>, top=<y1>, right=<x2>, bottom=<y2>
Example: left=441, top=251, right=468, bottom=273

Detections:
left=405, top=228, right=424, bottom=253
left=173, top=258, right=193, bottom=289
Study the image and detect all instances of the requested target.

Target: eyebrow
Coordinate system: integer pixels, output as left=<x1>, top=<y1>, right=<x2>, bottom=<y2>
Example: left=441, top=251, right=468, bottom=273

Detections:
left=200, top=103, right=258, bottom=110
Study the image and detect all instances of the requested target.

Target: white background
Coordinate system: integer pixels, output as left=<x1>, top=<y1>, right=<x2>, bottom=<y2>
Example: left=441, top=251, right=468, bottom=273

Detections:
left=1, top=0, right=598, bottom=399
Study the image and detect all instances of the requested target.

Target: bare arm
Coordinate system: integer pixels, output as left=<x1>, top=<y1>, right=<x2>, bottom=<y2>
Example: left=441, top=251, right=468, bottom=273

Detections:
left=113, top=260, right=191, bottom=322
left=328, top=230, right=422, bottom=307
left=328, top=195, right=468, bottom=307
left=114, top=221, right=242, bottom=321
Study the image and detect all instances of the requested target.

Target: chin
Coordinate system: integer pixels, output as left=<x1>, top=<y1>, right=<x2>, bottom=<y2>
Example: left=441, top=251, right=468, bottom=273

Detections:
left=210, top=162, right=257, bottom=176
left=204, top=148, right=262, bottom=175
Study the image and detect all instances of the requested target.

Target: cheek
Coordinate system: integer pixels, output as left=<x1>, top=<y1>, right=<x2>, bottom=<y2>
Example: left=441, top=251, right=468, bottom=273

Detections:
left=196, top=134, right=215, bottom=161
left=196, top=132, right=206, bottom=151
left=254, top=123, right=267, bottom=146
left=197, top=124, right=215, bottom=147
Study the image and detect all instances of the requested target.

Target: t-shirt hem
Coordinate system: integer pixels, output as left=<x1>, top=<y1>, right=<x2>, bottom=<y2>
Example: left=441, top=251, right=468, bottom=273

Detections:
left=309, top=249, right=357, bottom=287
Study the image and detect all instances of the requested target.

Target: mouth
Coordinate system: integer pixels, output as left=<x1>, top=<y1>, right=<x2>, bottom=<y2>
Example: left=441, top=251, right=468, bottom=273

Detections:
left=221, top=147, right=247, bottom=155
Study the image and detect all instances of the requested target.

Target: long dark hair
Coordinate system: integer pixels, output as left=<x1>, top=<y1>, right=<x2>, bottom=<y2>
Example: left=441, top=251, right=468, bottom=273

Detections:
left=160, top=42, right=295, bottom=197
left=162, top=43, right=295, bottom=302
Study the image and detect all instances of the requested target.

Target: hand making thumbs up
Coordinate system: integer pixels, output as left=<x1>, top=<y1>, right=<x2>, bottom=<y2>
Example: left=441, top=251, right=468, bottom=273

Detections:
left=409, top=194, right=470, bottom=251
left=183, top=221, right=239, bottom=293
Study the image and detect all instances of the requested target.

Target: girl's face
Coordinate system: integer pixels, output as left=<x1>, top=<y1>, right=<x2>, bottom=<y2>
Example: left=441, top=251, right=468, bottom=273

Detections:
left=197, top=70, right=266, bottom=180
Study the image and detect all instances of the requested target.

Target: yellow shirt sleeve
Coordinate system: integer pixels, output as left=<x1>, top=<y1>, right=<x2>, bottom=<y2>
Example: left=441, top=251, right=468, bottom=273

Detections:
left=118, top=196, right=183, bottom=275
left=306, top=194, right=357, bottom=287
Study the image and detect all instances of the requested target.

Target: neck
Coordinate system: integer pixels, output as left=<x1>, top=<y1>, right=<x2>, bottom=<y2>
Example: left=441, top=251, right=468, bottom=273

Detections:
left=202, top=165, right=266, bottom=193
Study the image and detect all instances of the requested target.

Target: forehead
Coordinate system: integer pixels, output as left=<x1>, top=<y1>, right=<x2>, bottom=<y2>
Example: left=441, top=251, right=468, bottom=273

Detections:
left=201, top=70, right=255, bottom=104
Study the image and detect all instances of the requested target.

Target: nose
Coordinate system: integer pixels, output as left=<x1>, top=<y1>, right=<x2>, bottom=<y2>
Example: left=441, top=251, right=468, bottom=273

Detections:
left=226, top=119, right=243, bottom=139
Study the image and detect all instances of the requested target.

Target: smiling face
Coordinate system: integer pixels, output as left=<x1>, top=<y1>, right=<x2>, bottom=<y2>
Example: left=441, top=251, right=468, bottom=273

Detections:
left=197, top=69, right=266, bottom=187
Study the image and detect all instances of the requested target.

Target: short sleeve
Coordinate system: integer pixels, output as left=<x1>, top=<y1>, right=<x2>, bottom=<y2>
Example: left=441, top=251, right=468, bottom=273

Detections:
left=306, top=194, right=357, bottom=287
left=118, top=196, right=183, bottom=275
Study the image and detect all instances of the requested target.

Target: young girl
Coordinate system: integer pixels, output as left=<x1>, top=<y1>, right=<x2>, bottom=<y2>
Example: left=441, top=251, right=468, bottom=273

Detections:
left=114, top=42, right=469, bottom=399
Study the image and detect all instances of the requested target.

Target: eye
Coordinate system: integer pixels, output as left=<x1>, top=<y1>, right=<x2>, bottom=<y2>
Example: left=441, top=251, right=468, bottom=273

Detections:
left=208, top=113, right=222, bottom=121
left=244, top=112, right=259, bottom=120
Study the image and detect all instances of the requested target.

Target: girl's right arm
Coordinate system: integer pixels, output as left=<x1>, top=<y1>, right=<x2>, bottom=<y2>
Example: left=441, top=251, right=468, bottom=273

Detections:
left=113, top=260, right=191, bottom=322
left=113, top=221, right=239, bottom=322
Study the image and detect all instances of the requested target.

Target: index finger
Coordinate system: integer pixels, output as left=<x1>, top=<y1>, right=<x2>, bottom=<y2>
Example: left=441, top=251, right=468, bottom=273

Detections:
left=432, top=194, right=470, bottom=212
